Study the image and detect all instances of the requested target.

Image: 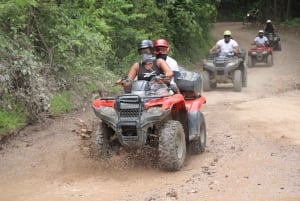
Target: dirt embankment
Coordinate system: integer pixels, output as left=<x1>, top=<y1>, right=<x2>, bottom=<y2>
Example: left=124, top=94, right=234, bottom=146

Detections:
left=0, top=22, right=300, bottom=201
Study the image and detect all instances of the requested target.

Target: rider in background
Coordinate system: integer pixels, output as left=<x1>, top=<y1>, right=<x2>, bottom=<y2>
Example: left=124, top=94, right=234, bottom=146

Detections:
left=253, top=30, right=269, bottom=47
left=248, top=8, right=259, bottom=20
left=116, top=39, right=173, bottom=88
left=210, top=30, right=239, bottom=54
left=264, top=20, right=276, bottom=34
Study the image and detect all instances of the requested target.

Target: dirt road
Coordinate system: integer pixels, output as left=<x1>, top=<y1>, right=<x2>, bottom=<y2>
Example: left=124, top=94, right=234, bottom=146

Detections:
left=1, top=22, right=300, bottom=201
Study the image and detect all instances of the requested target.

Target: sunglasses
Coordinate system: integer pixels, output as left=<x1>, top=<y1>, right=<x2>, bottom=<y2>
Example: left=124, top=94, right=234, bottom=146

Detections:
left=143, top=61, right=153, bottom=65
left=154, top=46, right=168, bottom=54
left=139, top=48, right=152, bottom=55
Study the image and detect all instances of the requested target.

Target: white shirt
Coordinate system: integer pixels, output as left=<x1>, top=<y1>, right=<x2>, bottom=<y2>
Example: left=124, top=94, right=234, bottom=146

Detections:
left=166, top=56, right=178, bottom=85
left=216, top=39, right=238, bottom=53
left=254, top=36, right=268, bottom=46
left=166, top=56, right=179, bottom=71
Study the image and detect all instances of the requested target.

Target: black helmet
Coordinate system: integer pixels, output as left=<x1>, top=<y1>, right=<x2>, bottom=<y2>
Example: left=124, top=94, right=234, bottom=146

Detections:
left=138, top=40, right=153, bottom=50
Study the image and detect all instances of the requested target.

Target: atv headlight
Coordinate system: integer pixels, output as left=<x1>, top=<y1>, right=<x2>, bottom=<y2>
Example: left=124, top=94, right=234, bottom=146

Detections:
left=227, top=60, right=238, bottom=68
left=146, top=106, right=164, bottom=115
left=251, top=52, right=257, bottom=55
left=204, top=62, right=214, bottom=68
left=262, top=51, right=268, bottom=54
left=99, top=106, right=117, bottom=118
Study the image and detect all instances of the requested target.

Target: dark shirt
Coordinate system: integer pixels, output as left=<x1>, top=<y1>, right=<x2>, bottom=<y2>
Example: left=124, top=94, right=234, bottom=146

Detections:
left=265, top=24, right=274, bottom=33
left=137, top=61, right=163, bottom=81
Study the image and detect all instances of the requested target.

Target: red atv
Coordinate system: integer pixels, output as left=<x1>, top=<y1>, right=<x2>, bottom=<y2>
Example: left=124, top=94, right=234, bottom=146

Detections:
left=92, top=72, right=207, bottom=171
left=248, top=45, right=273, bottom=67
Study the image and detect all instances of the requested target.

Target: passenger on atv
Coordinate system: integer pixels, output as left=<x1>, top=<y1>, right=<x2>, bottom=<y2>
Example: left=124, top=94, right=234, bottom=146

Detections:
left=252, top=30, right=269, bottom=47
left=153, top=38, right=179, bottom=72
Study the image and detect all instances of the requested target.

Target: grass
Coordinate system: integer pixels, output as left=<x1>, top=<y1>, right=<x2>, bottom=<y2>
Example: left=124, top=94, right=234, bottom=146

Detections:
left=49, top=91, right=73, bottom=116
left=0, top=108, right=27, bottom=140
left=283, top=18, right=300, bottom=27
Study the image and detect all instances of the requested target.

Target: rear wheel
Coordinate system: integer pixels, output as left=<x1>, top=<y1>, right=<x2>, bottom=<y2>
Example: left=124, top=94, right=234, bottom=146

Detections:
left=233, top=70, right=242, bottom=92
left=203, top=70, right=211, bottom=91
left=95, top=122, right=119, bottom=158
left=158, top=120, right=186, bottom=171
left=190, top=111, right=206, bottom=154
left=267, top=54, right=273, bottom=66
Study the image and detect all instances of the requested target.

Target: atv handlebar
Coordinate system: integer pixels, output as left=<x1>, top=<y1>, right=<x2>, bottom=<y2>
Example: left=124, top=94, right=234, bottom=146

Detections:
left=116, top=74, right=170, bottom=87
left=115, top=76, right=132, bottom=87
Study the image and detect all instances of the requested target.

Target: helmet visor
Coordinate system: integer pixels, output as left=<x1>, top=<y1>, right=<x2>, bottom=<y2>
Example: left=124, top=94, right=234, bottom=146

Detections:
left=154, top=46, right=168, bottom=54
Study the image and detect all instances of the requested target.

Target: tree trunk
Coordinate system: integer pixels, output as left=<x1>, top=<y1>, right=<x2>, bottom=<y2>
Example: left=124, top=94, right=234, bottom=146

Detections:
left=286, top=0, right=291, bottom=19
left=274, top=0, right=277, bottom=20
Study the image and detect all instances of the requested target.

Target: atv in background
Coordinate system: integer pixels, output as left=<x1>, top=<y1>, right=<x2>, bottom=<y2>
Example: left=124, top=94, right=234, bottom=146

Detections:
left=92, top=72, right=207, bottom=171
left=265, top=32, right=281, bottom=51
left=202, top=50, right=247, bottom=92
left=248, top=44, right=273, bottom=67
left=243, top=8, right=259, bottom=25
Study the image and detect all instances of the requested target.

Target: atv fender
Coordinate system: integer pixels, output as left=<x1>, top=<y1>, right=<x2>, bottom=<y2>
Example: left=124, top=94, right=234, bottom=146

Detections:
left=188, top=110, right=205, bottom=141
left=185, top=97, right=206, bottom=141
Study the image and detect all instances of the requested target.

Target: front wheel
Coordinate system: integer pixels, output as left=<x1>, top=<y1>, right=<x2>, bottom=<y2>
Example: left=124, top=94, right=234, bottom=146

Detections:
left=277, top=41, right=282, bottom=51
left=203, top=70, right=211, bottom=91
left=233, top=70, right=242, bottom=92
left=248, top=56, right=253, bottom=67
left=267, top=54, right=273, bottom=66
left=95, top=121, right=119, bottom=158
left=242, top=66, right=248, bottom=88
left=158, top=120, right=186, bottom=171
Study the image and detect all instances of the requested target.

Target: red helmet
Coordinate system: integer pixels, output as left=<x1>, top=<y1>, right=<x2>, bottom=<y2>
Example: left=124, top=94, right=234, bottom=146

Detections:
left=154, top=39, right=169, bottom=47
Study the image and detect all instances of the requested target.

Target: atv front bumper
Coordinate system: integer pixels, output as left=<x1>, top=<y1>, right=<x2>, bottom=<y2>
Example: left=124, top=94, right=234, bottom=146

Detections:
left=93, top=95, right=172, bottom=146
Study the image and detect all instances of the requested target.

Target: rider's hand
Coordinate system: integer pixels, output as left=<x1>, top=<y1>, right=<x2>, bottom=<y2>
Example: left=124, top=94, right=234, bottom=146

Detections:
left=116, top=79, right=131, bottom=87
left=164, top=71, right=173, bottom=78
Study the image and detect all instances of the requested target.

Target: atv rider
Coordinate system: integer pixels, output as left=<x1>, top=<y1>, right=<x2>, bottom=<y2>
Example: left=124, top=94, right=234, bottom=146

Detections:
left=247, top=8, right=259, bottom=23
left=210, top=30, right=239, bottom=55
left=116, top=39, right=173, bottom=88
left=264, top=19, right=276, bottom=34
left=253, top=30, right=269, bottom=47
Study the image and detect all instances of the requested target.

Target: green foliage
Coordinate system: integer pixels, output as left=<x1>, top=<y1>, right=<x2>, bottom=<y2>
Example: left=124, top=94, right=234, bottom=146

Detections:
left=49, top=91, right=73, bottom=116
left=283, top=18, right=300, bottom=27
left=65, top=64, right=122, bottom=97
left=0, top=95, right=27, bottom=137
left=155, top=0, right=217, bottom=65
